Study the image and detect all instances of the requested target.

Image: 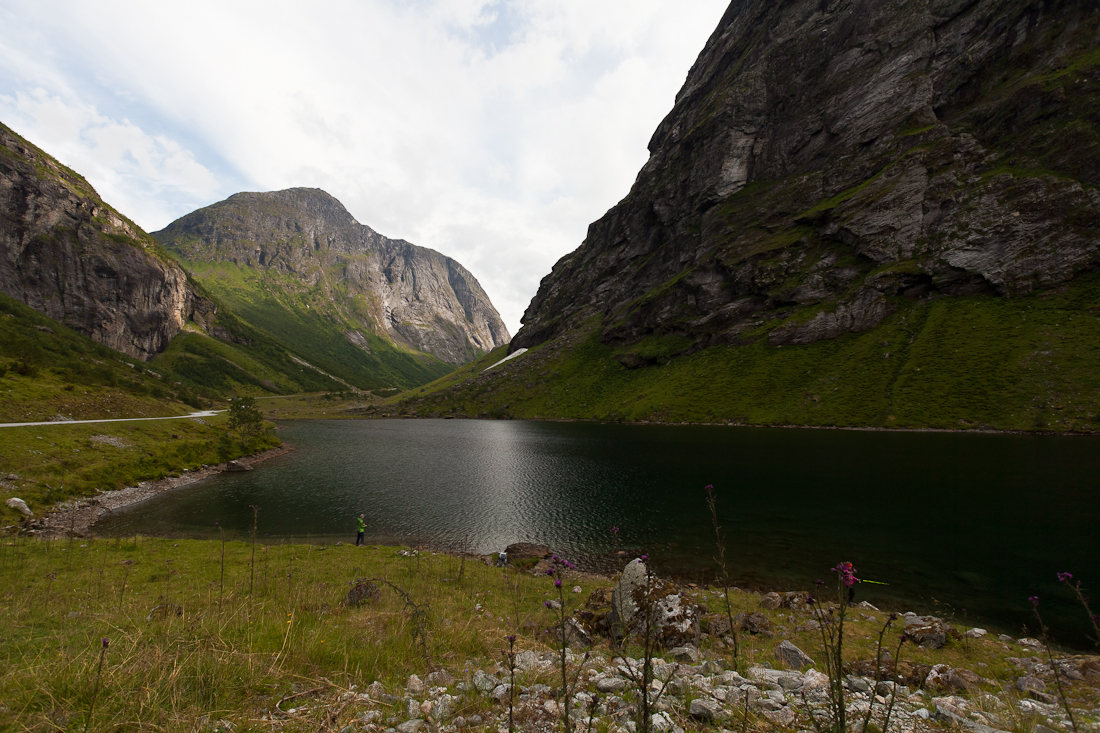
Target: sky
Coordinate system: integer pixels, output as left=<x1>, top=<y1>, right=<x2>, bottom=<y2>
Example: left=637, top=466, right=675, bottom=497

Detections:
left=0, top=0, right=730, bottom=336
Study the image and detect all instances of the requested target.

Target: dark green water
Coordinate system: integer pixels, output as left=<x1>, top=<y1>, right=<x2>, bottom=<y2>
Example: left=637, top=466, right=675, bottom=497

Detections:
left=95, top=419, right=1100, bottom=646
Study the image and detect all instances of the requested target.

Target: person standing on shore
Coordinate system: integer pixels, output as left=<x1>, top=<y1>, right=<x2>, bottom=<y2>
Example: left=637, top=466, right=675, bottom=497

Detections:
left=355, top=514, right=366, bottom=546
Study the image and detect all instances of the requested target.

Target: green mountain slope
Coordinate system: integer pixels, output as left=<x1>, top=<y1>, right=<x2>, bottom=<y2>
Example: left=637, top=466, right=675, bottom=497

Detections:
left=386, top=273, right=1100, bottom=432
left=181, top=260, right=455, bottom=391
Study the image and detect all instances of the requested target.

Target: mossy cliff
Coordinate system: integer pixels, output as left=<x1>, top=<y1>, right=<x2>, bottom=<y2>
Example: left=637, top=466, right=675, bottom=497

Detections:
left=393, top=1, right=1100, bottom=430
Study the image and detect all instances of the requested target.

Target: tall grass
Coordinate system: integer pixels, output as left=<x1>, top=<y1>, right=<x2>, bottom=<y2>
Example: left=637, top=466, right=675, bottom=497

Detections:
left=0, top=536, right=547, bottom=733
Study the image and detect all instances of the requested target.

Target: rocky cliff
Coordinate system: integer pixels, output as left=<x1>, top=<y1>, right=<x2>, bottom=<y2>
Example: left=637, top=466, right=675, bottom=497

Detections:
left=155, top=189, right=510, bottom=366
left=0, top=123, right=214, bottom=360
left=513, top=0, right=1100, bottom=358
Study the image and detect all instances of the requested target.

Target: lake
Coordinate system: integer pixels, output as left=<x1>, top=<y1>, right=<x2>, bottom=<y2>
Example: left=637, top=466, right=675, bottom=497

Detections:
left=95, top=418, right=1100, bottom=646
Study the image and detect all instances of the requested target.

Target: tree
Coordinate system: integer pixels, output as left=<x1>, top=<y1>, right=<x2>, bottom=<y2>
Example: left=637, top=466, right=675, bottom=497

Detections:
left=227, top=396, right=264, bottom=450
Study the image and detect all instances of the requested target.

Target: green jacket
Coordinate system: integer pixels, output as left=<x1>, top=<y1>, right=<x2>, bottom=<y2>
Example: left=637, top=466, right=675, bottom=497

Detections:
left=356, top=517, right=365, bottom=533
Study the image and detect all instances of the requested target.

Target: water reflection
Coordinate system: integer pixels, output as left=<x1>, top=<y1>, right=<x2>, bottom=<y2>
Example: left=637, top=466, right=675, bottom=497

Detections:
left=95, top=419, right=1100, bottom=646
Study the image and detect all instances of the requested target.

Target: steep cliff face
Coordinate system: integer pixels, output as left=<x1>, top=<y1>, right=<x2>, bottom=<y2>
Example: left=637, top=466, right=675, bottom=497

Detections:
left=0, top=123, right=214, bottom=360
left=155, top=188, right=510, bottom=366
left=513, top=0, right=1100, bottom=359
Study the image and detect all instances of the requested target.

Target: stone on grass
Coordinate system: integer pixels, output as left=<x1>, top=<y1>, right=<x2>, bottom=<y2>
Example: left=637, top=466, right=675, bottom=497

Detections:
left=396, top=720, right=425, bottom=733
left=596, top=676, right=628, bottom=693
left=473, top=670, right=497, bottom=693
left=966, top=628, right=988, bottom=638
left=775, top=639, right=814, bottom=670
left=670, top=645, right=700, bottom=664
left=689, top=698, right=722, bottom=721
left=608, top=558, right=647, bottom=633
left=406, top=674, right=424, bottom=694
left=6, top=497, right=33, bottom=517
left=763, top=707, right=796, bottom=726
left=514, top=650, right=539, bottom=671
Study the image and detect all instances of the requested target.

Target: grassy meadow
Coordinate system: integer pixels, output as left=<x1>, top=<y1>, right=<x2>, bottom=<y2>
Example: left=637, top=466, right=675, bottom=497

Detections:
left=3, top=536, right=1099, bottom=733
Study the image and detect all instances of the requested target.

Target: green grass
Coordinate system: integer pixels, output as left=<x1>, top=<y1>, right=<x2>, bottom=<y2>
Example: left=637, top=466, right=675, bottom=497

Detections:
left=390, top=274, right=1100, bottom=431
left=180, top=261, right=456, bottom=391
left=2, top=536, right=1096, bottom=733
left=0, top=416, right=279, bottom=526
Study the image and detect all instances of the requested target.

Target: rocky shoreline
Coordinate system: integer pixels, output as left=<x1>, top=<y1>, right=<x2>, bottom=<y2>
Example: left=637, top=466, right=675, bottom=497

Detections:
left=25, top=444, right=294, bottom=539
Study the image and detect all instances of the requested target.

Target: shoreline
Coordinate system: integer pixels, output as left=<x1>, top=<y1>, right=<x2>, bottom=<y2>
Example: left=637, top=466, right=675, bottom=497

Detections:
left=28, top=444, right=295, bottom=540
left=346, top=411, right=1100, bottom=437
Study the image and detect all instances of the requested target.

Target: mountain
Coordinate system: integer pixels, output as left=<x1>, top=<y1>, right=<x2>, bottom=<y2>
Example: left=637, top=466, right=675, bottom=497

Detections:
left=154, top=188, right=510, bottom=389
left=0, top=121, right=368, bottom=402
left=0, top=122, right=214, bottom=361
left=390, top=0, right=1100, bottom=432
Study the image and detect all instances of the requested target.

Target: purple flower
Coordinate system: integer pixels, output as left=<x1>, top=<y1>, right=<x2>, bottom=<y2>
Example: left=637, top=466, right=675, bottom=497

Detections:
left=806, top=593, right=815, bottom=604
left=545, top=568, right=554, bottom=576
left=611, top=527, right=618, bottom=533
left=640, top=555, right=648, bottom=561
left=543, top=600, right=553, bottom=608
left=1058, top=572, right=1073, bottom=583
left=555, top=579, right=562, bottom=589
left=815, top=578, right=824, bottom=586
left=704, top=484, right=713, bottom=490
left=507, top=634, right=517, bottom=643
left=101, top=638, right=110, bottom=648
left=1029, top=595, right=1040, bottom=607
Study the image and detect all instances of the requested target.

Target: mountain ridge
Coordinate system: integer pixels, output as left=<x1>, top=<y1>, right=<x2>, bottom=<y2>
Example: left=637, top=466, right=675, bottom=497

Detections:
left=155, top=187, right=510, bottom=373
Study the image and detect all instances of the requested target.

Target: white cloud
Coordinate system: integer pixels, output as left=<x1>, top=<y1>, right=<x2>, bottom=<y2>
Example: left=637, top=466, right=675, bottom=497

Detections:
left=0, top=0, right=730, bottom=335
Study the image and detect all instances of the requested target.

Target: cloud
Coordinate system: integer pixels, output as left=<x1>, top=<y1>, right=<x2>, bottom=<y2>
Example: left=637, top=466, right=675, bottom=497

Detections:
left=0, top=89, right=220, bottom=229
left=0, top=0, right=730, bottom=335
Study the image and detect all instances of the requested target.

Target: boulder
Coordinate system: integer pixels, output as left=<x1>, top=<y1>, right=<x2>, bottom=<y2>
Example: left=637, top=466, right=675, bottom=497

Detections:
left=904, top=614, right=957, bottom=648
left=5, top=497, right=33, bottom=517
left=608, top=558, right=648, bottom=634
left=670, top=645, right=700, bottom=664
left=775, top=640, right=814, bottom=670
left=596, top=676, right=628, bottom=693
left=689, top=698, right=722, bottom=721
left=504, top=543, right=553, bottom=561
left=737, top=612, right=773, bottom=636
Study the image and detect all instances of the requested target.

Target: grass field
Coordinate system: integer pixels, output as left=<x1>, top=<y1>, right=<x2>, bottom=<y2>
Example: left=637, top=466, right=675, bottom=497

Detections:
left=5, top=535, right=1091, bottom=733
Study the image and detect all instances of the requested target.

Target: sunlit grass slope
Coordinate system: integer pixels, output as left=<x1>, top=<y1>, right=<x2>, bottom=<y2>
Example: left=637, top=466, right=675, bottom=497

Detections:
left=386, top=275, right=1100, bottom=432
left=183, top=261, right=456, bottom=390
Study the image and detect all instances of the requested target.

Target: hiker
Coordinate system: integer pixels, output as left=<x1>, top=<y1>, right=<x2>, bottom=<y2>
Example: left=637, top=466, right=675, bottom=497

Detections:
left=355, top=513, right=366, bottom=546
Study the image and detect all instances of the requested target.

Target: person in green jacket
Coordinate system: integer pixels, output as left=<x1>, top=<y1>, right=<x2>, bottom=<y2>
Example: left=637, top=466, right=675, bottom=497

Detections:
left=355, top=514, right=366, bottom=546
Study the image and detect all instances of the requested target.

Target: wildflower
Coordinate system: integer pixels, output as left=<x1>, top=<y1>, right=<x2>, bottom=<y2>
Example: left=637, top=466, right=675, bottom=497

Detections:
left=611, top=526, right=618, bottom=534
left=1058, top=572, right=1074, bottom=583
left=640, top=554, right=648, bottom=561
left=507, top=634, right=517, bottom=643
left=815, top=578, right=824, bottom=586
left=555, top=579, right=562, bottom=589
left=1029, top=595, right=1040, bottom=607
left=807, top=593, right=815, bottom=604
left=544, top=600, right=553, bottom=608
left=888, top=612, right=898, bottom=621
left=101, top=638, right=109, bottom=649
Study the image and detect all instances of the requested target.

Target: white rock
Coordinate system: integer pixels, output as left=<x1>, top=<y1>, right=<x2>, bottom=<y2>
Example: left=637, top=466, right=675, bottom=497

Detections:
left=5, top=497, right=33, bottom=517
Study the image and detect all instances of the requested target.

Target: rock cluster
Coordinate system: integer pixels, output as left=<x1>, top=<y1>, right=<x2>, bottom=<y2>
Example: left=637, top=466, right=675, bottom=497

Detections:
left=257, top=644, right=1099, bottom=733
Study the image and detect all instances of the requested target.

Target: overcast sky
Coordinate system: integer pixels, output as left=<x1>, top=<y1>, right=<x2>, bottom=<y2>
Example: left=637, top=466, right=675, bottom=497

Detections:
left=0, top=0, right=729, bottom=336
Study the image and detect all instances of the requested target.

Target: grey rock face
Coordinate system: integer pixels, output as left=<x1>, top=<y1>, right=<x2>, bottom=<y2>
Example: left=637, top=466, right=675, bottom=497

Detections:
left=155, top=188, right=509, bottom=365
left=511, top=1, right=1100, bottom=358
left=0, top=123, right=214, bottom=360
